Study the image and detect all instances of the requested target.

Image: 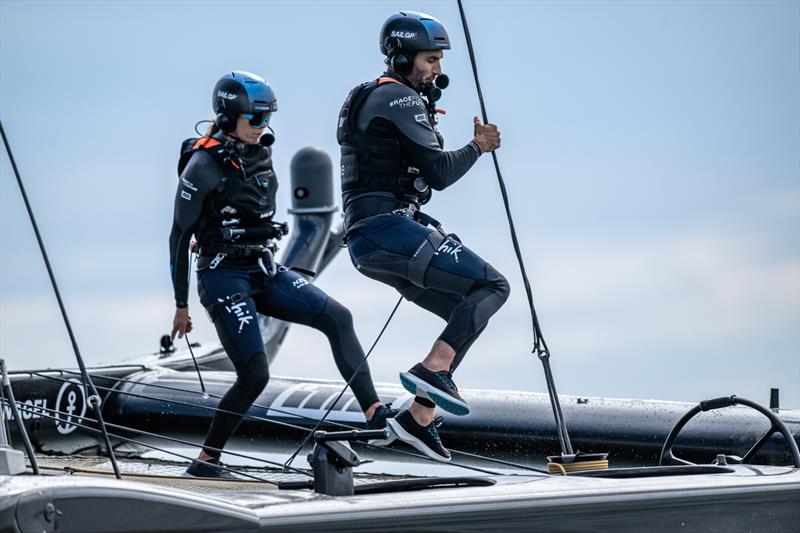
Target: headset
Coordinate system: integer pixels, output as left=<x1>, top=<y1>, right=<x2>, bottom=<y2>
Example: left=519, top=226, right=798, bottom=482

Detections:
left=389, top=51, right=414, bottom=75
left=215, top=112, right=234, bottom=133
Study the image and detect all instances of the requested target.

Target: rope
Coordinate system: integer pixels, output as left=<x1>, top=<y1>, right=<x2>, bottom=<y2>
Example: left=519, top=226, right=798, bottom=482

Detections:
left=1, top=400, right=284, bottom=486
left=0, top=360, right=39, bottom=474
left=547, top=459, right=609, bottom=475
left=28, top=368, right=511, bottom=476
left=283, top=296, right=403, bottom=468
left=66, top=369, right=548, bottom=473
left=455, top=0, right=574, bottom=457
left=0, top=120, right=122, bottom=478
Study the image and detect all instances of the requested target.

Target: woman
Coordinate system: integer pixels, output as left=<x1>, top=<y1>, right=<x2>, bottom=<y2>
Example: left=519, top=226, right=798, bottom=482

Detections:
left=169, top=71, right=395, bottom=478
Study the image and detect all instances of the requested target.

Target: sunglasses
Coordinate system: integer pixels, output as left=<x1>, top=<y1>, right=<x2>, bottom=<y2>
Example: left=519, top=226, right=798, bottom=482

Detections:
left=242, top=112, right=271, bottom=128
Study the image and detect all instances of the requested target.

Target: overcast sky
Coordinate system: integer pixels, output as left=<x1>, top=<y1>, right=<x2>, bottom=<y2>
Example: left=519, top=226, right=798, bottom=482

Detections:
left=1, top=0, right=798, bottom=408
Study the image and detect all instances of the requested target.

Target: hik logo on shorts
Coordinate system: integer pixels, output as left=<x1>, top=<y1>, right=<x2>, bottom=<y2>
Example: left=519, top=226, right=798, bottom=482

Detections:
left=435, top=237, right=462, bottom=263
left=218, top=295, right=254, bottom=333
left=293, top=278, right=309, bottom=289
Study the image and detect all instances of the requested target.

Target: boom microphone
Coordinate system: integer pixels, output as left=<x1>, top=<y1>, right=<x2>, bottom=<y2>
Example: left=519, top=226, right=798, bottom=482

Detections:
left=259, top=125, right=276, bottom=147
left=435, top=74, right=449, bottom=89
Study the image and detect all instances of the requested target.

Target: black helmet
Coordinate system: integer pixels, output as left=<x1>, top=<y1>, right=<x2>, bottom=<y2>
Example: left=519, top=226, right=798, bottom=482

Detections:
left=212, top=71, right=277, bottom=132
left=379, top=11, right=451, bottom=60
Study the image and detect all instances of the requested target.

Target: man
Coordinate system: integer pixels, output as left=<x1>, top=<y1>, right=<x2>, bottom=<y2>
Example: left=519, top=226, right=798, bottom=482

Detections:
left=337, top=11, right=509, bottom=462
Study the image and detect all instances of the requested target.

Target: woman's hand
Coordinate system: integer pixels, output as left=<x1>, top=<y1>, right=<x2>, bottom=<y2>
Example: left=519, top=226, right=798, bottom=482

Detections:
left=171, top=307, right=193, bottom=341
left=472, top=116, right=501, bottom=153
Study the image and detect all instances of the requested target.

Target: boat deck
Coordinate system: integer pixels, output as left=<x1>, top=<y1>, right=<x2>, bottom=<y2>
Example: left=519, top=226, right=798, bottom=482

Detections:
left=27, top=455, right=413, bottom=494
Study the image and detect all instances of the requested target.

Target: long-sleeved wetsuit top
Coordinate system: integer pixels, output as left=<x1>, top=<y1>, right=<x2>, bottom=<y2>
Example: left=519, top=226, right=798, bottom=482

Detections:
left=357, top=79, right=480, bottom=191
left=169, top=138, right=275, bottom=308
left=341, top=75, right=481, bottom=227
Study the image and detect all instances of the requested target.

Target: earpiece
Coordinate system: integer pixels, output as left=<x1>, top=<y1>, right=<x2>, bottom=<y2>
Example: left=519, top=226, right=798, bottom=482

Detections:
left=390, top=51, right=413, bottom=75
left=215, top=112, right=234, bottom=133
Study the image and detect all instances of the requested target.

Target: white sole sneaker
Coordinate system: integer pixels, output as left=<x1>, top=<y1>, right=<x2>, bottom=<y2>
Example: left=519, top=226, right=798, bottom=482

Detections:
left=399, top=371, right=470, bottom=416
left=386, top=417, right=451, bottom=463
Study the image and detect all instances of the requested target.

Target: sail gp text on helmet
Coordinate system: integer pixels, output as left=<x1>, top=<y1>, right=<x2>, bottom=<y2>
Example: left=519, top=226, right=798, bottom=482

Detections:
left=391, top=31, right=416, bottom=39
left=217, top=91, right=238, bottom=100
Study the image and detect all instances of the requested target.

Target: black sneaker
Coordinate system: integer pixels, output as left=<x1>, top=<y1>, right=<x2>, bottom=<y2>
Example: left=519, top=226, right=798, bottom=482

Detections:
left=366, top=403, right=399, bottom=446
left=400, top=363, right=470, bottom=416
left=386, top=409, right=451, bottom=462
left=182, top=458, right=239, bottom=479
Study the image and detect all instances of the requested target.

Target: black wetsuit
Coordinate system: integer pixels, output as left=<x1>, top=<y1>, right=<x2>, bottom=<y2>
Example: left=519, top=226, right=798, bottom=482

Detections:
left=169, top=133, right=378, bottom=457
left=339, top=74, right=510, bottom=370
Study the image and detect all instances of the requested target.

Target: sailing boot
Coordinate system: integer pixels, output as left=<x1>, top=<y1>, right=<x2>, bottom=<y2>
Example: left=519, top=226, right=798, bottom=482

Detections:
left=366, top=403, right=399, bottom=445
left=400, top=363, right=470, bottom=416
left=386, top=410, right=451, bottom=462
left=182, top=457, right=239, bottom=479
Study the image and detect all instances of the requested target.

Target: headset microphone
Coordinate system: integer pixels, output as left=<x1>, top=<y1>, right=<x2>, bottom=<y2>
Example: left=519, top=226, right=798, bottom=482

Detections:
left=434, top=74, right=450, bottom=89
left=259, top=125, right=275, bottom=147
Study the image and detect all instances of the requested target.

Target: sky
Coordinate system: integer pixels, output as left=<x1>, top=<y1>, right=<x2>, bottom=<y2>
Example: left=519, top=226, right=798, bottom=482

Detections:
left=1, top=0, right=798, bottom=409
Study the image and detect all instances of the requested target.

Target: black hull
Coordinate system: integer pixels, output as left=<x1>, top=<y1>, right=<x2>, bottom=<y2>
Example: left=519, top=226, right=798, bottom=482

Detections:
left=5, top=367, right=799, bottom=468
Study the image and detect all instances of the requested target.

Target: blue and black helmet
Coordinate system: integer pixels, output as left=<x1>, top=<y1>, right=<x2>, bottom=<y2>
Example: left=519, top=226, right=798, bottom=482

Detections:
left=379, top=11, right=451, bottom=58
left=212, top=71, right=277, bottom=132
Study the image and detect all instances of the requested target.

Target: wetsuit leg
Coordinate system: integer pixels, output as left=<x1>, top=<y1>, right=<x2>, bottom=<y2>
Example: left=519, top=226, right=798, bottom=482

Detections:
left=348, top=215, right=510, bottom=368
left=255, top=268, right=380, bottom=411
left=197, top=266, right=271, bottom=457
left=407, top=289, right=488, bottom=371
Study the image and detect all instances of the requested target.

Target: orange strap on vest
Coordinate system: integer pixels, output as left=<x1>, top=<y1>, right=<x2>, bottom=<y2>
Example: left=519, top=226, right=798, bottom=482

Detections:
left=192, top=137, right=221, bottom=150
left=377, top=76, right=403, bottom=85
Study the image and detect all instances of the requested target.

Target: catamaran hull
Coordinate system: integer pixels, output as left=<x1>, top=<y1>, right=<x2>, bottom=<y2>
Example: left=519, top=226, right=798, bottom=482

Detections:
left=5, top=366, right=799, bottom=467
left=1, top=465, right=798, bottom=532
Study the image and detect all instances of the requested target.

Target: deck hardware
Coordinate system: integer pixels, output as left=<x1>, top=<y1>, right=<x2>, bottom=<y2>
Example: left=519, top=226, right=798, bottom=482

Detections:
left=308, top=429, right=389, bottom=495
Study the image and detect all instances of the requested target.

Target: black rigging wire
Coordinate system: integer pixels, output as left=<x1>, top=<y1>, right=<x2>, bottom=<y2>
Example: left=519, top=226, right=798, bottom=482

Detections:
left=455, top=0, right=574, bottom=456
left=283, top=295, right=403, bottom=468
left=0, top=120, right=124, bottom=476
left=183, top=334, right=207, bottom=397
left=1, top=398, right=285, bottom=483
left=26, top=369, right=532, bottom=475
left=0, top=360, right=39, bottom=474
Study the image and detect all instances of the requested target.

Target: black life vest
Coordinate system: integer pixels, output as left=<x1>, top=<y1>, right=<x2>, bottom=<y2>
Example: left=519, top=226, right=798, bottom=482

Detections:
left=337, top=76, right=422, bottom=199
left=177, top=136, right=277, bottom=248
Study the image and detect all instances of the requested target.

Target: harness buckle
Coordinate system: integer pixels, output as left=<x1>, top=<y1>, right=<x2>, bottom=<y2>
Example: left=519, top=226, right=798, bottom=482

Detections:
left=229, top=292, right=244, bottom=305
left=257, top=248, right=277, bottom=278
left=209, top=253, right=227, bottom=270
left=391, top=204, right=419, bottom=219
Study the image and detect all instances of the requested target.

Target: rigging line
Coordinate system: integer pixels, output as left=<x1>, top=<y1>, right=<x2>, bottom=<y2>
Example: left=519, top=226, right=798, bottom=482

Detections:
left=450, top=450, right=548, bottom=474
left=2, top=398, right=301, bottom=482
left=64, top=369, right=540, bottom=474
left=5, top=394, right=499, bottom=479
left=39, top=370, right=504, bottom=475
left=283, top=295, right=404, bottom=468
left=67, top=369, right=355, bottom=433
left=455, top=0, right=574, bottom=456
left=7, top=364, right=148, bottom=377
left=183, top=334, right=207, bottom=397
left=30, top=371, right=313, bottom=435
left=1, top=360, right=40, bottom=475
left=0, top=120, right=123, bottom=477
left=62, top=369, right=350, bottom=432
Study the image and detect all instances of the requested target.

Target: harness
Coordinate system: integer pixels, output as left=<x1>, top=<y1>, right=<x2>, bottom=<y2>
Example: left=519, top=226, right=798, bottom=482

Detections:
left=338, top=76, right=427, bottom=200
left=178, top=135, right=286, bottom=271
